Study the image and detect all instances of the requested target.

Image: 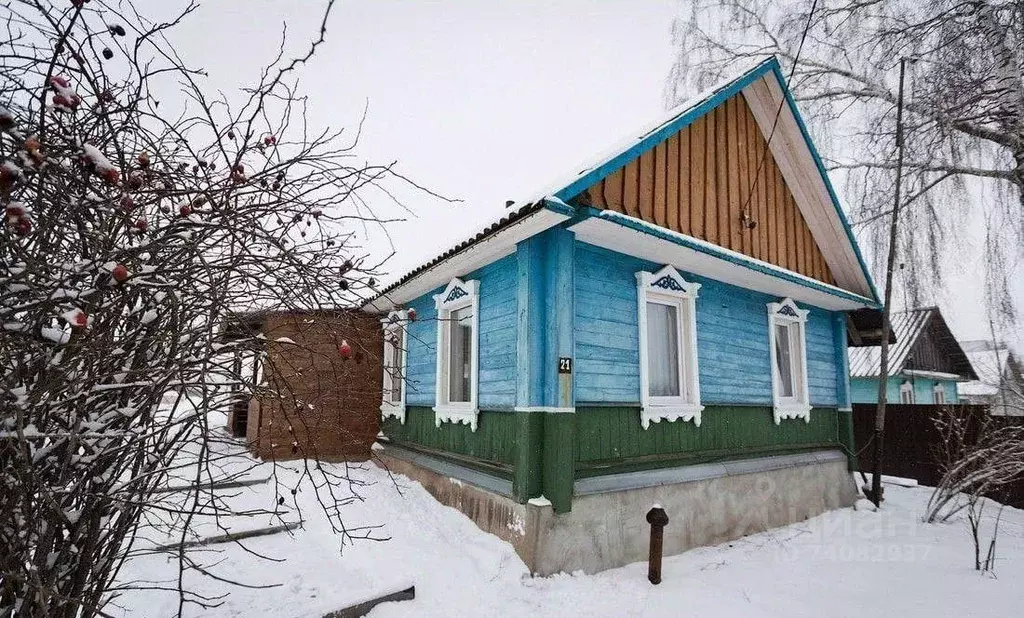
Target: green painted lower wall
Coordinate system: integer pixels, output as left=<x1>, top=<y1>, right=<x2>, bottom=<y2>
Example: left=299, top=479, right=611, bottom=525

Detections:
left=381, top=407, right=516, bottom=474
left=382, top=405, right=848, bottom=510
left=574, top=405, right=842, bottom=476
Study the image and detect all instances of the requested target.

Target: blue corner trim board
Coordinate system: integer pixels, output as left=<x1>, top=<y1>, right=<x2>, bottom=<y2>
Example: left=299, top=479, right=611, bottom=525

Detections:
left=581, top=207, right=880, bottom=309
left=549, top=55, right=880, bottom=306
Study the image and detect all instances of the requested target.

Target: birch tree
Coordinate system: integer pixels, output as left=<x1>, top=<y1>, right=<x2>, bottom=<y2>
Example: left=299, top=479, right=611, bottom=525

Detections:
left=666, top=0, right=1024, bottom=325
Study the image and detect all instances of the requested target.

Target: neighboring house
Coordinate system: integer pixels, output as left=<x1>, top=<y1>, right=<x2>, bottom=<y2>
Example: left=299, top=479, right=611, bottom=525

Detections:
left=222, top=309, right=383, bottom=461
left=960, top=340, right=1024, bottom=416
left=365, top=57, right=883, bottom=575
left=848, top=307, right=977, bottom=405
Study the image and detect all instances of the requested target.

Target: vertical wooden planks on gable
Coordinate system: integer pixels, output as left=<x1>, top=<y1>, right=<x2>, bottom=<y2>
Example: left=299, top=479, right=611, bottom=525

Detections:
left=678, top=127, right=691, bottom=236
left=623, top=157, right=640, bottom=218
left=639, top=149, right=655, bottom=222
left=736, top=95, right=752, bottom=257
left=716, top=104, right=730, bottom=251
left=653, top=142, right=667, bottom=228
left=709, top=106, right=723, bottom=245
left=604, top=168, right=624, bottom=213
left=666, top=133, right=679, bottom=234
left=574, top=92, right=838, bottom=287
left=690, top=115, right=706, bottom=240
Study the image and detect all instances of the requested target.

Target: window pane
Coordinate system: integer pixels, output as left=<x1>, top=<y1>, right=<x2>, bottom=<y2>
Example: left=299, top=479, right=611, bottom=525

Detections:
left=448, top=306, right=472, bottom=403
left=389, top=331, right=403, bottom=403
left=774, top=323, right=794, bottom=398
left=647, top=302, right=680, bottom=397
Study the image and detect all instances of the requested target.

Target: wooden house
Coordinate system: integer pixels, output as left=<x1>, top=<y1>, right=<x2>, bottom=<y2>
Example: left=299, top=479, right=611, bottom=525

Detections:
left=365, top=58, right=884, bottom=575
left=848, top=307, right=976, bottom=405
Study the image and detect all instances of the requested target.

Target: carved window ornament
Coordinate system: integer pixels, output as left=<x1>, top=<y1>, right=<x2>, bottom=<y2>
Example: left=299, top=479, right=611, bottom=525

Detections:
left=433, top=277, right=480, bottom=431
left=636, top=265, right=703, bottom=429
left=932, top=382, right=945, bottom=405
left=380, top=309, right=408, bottom=423
left=900, top=380, right=916, bottom=404
left=767, top=298, right=812, bottom=424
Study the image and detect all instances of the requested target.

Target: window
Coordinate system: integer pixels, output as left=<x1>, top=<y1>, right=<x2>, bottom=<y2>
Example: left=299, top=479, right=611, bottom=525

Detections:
left=900, top=381, right=915, bottom=404
left=767, top=299, right=811, bottom=423
left=636, top=266, right=703, bottom=429
left=433, top=277, right=480, bottom=431
left=381, top=310, right=408, bottom=423
left=933, top=383, right=946, bottom=405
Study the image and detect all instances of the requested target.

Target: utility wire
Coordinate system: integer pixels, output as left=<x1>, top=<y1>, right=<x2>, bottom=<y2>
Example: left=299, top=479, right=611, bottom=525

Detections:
left=739, top=0, right=820, bottom=222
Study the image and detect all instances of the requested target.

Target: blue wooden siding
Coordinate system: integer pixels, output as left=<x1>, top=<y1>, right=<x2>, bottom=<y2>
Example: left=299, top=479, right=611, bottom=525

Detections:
left=850, top=377, right=959, bottom=404
left=402, top=253, right=518, bottom=409
left=573, top=241, right=840, bottom=407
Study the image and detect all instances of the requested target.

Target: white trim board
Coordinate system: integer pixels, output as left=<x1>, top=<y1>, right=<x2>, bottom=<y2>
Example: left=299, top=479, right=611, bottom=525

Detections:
left=903, top=369, right=966, bottom=381
left=741, top=79, right=873, bottom=299
left=568, top=216, right=872, bottom=311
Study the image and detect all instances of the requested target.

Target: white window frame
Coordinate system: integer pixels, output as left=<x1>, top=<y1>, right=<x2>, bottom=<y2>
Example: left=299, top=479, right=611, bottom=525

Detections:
left=899, top=380, right=915, bottom=404
left=433, top=277, right=480, bottom=431
left=636, top=265, right=703, bottom=429
left=932, top=383, right=946, bottom=405
left=380, top=309, right=408, bottom=423
left=767, top=298, right=811, bottom=424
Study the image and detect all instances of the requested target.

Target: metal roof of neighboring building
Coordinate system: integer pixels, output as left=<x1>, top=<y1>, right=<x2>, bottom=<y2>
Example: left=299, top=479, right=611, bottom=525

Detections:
left=847, top=306, right=977, bottom=381
left=849, top=308, right=933, bottom=377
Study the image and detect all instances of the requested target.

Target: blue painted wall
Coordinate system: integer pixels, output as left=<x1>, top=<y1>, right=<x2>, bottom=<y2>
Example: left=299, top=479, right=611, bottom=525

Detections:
left=850, top=377, right=959, bottom=404
left=573, top=241, right=841, bottom=407
left=402, top=253, right=518, bottom=409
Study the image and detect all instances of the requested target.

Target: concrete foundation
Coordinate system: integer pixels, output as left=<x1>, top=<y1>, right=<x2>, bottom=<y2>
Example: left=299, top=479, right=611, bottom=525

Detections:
left=376, top=446, right=857, bottom=575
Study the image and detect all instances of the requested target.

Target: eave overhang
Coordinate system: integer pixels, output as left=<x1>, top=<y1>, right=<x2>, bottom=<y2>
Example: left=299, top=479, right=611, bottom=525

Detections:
left=362, top=200, right=573, bottom=313
left=568, top=208, right=879, bottom=312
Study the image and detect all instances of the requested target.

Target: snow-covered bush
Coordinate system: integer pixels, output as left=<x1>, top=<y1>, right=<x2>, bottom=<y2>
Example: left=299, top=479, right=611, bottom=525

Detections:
left=0, top=1, right=405, bottom=615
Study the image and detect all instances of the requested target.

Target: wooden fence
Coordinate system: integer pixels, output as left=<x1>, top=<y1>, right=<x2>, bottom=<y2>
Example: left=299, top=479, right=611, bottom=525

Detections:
left=851, top=404, right=1024, bottom=508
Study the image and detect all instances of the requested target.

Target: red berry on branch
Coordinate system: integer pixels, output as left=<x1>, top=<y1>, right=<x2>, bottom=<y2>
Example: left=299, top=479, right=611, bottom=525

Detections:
left=133, top=217, right=147, bottom=233
left=179, top=205, right=191, bottom=217
left=406, top=308, right=417, bottom=321
left=70, top=310, right=87, bottom=328
left=14, top=218, right=31, bottom=236
left=101, top=168, right=120, bottom=185
left=112, top=264, right=129, bottom=282
left=119, top=195, right=134, bottom=211
left=49, top=76, right=69, bottom=89
left=338, top=340, right=352, bottom=360
left=5, top=203, right=26, bottom=218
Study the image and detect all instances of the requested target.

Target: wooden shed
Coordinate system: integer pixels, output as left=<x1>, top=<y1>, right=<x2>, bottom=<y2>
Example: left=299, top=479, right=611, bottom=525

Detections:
left=223, top=309, right=383, bottom=462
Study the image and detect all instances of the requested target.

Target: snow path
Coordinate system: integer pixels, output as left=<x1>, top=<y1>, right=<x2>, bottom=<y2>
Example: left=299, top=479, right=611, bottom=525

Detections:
left=114, top=449, right=1024, bottom=618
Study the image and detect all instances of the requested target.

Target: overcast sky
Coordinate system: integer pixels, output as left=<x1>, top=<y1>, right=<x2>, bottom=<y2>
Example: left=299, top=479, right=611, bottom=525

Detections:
left=165, top=0, right=1020, bottom=351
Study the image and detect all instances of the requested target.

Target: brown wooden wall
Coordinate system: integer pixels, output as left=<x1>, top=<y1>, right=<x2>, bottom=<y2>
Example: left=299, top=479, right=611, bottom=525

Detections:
left=580, top=92, right=835, bottom=286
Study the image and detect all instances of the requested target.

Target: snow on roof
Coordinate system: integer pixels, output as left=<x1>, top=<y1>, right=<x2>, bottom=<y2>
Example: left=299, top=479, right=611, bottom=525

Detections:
left=959, top=341, right=1012, bottom=396
left=514, top=58, right=770, bottom=209
left=369, top=60, right=773, bottom=307
left=848, top=308, right=935, bottom=378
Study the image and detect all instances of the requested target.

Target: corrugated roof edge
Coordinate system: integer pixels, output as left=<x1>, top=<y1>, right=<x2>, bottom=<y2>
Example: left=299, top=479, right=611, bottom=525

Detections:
left=362, top=199, right=574, bottom=310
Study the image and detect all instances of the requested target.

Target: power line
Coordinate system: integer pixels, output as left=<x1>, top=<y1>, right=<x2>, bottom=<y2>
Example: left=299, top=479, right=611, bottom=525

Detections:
left=739, top=0, right=820, bottom=224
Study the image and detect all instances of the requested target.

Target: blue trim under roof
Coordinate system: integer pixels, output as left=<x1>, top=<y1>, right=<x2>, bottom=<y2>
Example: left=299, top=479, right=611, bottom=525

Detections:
left=552, top=56, right=879, bottom=305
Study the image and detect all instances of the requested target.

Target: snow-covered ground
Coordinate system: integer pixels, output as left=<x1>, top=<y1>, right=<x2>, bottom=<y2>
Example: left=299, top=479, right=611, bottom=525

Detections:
left=113, top=434, right=1024, bottom=618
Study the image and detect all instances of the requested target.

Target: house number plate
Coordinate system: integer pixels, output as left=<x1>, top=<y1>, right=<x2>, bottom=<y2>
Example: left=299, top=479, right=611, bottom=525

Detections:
left=558, top=357, right=572, bottom=374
